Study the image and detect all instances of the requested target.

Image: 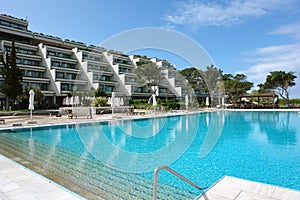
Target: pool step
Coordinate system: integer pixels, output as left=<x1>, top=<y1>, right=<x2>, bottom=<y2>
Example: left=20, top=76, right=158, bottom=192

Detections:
left=0, top=135, right=136, bottom=199
left=0, top=136, right=180, bottom=199
left=0, top=133, right=198, bottom=199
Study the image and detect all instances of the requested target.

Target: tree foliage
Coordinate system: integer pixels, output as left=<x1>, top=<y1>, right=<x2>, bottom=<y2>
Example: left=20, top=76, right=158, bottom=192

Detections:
left=93, top=96, right=108, bottom=107
left=200, top=65, right=223, bottom=95
left=179, top=67, right=202, bottom=88
left=0, top=40, right=23, bottom=109
left=94, top=88, right=107, bottom=97
left=222, top=73, right=253, bottom=99
left=134, top=62, right=165, bottom=93
left=260, top=71, right=297, bottom=104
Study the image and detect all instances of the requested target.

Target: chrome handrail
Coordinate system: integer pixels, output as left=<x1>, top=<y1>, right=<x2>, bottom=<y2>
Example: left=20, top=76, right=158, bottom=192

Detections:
left=153, top=165, right=203, bottom=200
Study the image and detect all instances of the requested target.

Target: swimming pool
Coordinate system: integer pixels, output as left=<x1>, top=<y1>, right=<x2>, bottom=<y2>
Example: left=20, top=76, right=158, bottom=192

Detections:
left=0, top=111, right=299, bottom=199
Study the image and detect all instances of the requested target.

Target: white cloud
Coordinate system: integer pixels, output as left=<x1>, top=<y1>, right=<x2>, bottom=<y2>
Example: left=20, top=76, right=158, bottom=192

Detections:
left=270, top=21, right=300, bottom=40
left=237, top=21, right=300, bottom=98
left=164, top=0, right=296, bottom=27
left=237, top=43, right=300, bottom=97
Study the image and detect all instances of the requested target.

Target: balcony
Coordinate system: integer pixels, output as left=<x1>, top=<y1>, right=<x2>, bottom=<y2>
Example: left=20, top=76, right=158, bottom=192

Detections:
left=51, top=61, right=80, bottom=71
left=49, top=56, right=77, bottom=64
left=22, top=76, right=50, bottom=83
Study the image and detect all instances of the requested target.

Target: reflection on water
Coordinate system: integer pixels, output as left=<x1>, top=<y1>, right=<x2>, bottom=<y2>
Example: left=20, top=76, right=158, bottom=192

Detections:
left=199, top=111, right=225, bottom=158
left=1, top=111, right=299, bottom=192
left=223, top=111, right=297, bottom=145
left=78, top=114, right=200, bottom=173
left=257, top=112, right=297, bottom=145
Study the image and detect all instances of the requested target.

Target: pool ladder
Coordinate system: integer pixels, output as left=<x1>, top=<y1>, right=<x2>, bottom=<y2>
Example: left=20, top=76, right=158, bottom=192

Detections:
left=153, top=165, right=204, bottom=200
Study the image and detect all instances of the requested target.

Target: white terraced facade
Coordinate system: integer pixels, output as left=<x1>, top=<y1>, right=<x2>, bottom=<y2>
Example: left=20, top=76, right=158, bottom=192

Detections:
left=0, top=14, right=201, bottom=107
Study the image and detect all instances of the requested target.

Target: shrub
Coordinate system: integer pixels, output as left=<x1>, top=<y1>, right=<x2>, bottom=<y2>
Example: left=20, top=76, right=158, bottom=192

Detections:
left=93, top=97, right=108, bottom=107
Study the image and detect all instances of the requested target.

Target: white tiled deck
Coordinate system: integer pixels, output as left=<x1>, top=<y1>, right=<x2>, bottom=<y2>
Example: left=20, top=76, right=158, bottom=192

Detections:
left=198, top=176, right=300, bottom=200
left=0, top=154, right=84, bottom=200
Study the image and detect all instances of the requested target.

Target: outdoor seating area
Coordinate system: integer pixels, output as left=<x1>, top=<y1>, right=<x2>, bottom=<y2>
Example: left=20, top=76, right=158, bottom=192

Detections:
left=60, top=107, right=95, bottom=119
left=231, top=93, right=279, bottom=109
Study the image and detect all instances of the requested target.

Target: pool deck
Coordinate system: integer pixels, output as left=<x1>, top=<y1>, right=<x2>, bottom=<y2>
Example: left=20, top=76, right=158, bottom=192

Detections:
left=0, top=154, right=84, bottom=200
left=1, top=109, right=300, bottom=199
left=198, top=176, right=300, bottom=200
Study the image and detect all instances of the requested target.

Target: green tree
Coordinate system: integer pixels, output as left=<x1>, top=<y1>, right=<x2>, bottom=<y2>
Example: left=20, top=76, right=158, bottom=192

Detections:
left=180, top=67, right=202, bottom=88
left=93, top=96, right=108, bottom=107
left=223, top=73, right=253, bottom=100
left=134, top=62, right=165, bottom=94
left=261, top=71, right=297, bottom=104
left=200, top=65, right=223, bottom=97
left=95, top=88, right=107, bottom=97
left=0, top=40, right=23, bottom=109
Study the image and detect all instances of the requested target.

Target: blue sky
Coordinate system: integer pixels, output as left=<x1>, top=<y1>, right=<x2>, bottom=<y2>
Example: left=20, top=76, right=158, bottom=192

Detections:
left=1, top=0, right=300, bottom=97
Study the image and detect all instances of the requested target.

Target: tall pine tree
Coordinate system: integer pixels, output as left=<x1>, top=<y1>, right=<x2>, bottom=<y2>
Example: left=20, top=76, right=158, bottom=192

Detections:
left=0, top=40, right=23, bottom=110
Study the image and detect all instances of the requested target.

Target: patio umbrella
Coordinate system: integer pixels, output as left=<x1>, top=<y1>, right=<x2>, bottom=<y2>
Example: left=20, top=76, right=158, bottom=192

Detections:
left=185, top=95, right=189, bottom=110
left=65, top=97, right=69, bottom=106
left=62, top=98, right=66, bottom=105
left=28, top=90, right=35, bottom=120
left=206, top=97, right=210, bottom=107
left=152, top=94, right=157, bottom=106
left=115, top=97, right=119, bottom=107
left=222, top=97, right=225, bottom=107
left=74, top=96, right=80, bottom=106
left=111, top=92, right=115, bottom=114
left=70, top=96, right=74, bottom=105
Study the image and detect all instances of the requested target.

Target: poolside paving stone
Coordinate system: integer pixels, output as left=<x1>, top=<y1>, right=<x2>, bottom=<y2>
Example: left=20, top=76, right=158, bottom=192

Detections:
left=197, top=176, right=300, bottom=200
left=0, top=154, right=84, bottom=200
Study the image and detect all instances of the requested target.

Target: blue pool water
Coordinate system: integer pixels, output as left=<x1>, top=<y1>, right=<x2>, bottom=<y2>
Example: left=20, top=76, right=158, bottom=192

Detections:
left=1, top=111, right=300, bottom=193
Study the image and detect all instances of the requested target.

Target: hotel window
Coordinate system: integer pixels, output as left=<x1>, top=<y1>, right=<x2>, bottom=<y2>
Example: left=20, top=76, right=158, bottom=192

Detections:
left=99, top=76, right=106, bottom=81
left=54, top=62, right=76, bottom=69
left=51, top=61, right=60, bottom=67
left=93, top=74, right=98, bottom=80
left=134, top=87, right=146, bottom=93
left=16, top=58, right=39, bottom=66
left=47, top=51, right=70, bottom=58
left=159, top=88, right=167, bottom=93
left=119, top=67, right=129, bottom=73
left=56, top=72, right=64, bottom=79
left=175, top=81, right=181, bottom=85
left=22, top=82, right=47, bottom=90
left=66, top=73, right=77, bottom=80
left=98, top=84, right=113, bottom=92
left=24, top=70, right=43, bottom=78
left=61, top=84, right=82, bottom=91
left=88, top=55, right=102, bottom=62
left=61, top=63, right=67, bottom=68
left=18, top=48, right=35, bottom=55
left=0, top=20, right=26, bottom=30
left=126, top=77, right=136, bottom=83
left=61, top=83, right=69, bottom=91
left=82, top=54, right=88, bottom=61
left=5, top=47, right=35, bottom=55
left=66, top=63, right=76, bottom=69
left=47, top=51, right=56, bottom=57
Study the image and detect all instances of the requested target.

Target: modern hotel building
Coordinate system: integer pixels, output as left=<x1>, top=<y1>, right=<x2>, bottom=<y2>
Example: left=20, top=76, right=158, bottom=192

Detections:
left=0, top=14, right=205, bottom=107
